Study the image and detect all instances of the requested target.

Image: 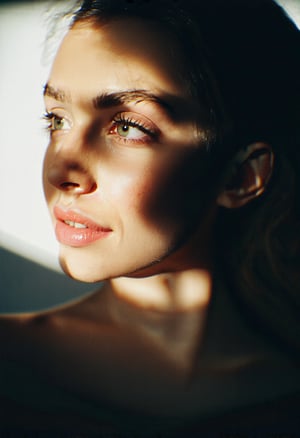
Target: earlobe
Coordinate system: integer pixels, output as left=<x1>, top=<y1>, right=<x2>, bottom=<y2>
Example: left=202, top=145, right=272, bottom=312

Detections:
left=217, top=142, right=274, bottom=209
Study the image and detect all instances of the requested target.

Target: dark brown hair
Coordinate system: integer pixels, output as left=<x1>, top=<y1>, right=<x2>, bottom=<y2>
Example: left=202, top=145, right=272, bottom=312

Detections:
left=69, top=0, right=300, bottom=356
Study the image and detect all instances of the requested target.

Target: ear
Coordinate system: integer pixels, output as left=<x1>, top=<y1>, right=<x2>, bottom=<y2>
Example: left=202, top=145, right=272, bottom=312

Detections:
left=217, top=142, right=274, bottom=208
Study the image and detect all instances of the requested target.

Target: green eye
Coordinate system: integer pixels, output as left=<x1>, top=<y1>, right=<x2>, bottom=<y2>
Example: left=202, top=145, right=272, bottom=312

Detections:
left=43, top=112, right=71, bottom=132
left=52, top=117, right=65, bottom=130
left=115, top=122, right=148, bottom=140
left=51, top=115, right=71, bottom=131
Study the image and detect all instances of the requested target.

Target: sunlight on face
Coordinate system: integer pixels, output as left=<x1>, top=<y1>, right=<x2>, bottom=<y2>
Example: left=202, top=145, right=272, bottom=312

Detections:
left=43, top=19, right=216, bottom=282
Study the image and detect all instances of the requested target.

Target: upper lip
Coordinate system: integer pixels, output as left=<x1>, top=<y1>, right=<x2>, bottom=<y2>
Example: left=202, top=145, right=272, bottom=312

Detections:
left=53, top=205, right=112, bottom=231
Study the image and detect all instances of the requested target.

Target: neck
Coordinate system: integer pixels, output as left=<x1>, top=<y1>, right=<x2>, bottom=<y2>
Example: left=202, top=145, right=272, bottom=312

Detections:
left=108, top=269, right=212, bottom=371
left=110, top=268, right=212, bottom=312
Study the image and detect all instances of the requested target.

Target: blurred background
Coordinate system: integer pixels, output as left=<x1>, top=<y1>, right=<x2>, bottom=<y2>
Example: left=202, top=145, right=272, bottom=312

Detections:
left=0, top=0, right=299, bottom=312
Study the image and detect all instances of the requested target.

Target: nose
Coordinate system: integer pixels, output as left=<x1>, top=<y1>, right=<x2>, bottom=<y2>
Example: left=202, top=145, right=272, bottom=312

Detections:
left=44, top=138, right=97, bottom=196
left=46, top=160, right=97, bottom=194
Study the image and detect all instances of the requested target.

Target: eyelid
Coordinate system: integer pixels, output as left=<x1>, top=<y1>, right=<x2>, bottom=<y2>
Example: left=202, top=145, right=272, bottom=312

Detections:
left=111, top=112, right=159, bottom=136
left=107, top=112, right=159, bottom=146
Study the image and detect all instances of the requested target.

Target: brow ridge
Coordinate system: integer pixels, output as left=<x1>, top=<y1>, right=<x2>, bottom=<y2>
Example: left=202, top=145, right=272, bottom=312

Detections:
left=43, top=84, right=71, bottom=103
left=92, top=89, right=172, bottom=113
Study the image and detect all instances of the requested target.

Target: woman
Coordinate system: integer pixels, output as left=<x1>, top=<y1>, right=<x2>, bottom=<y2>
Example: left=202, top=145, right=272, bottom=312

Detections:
left=1, top=0, right=299, bottom=434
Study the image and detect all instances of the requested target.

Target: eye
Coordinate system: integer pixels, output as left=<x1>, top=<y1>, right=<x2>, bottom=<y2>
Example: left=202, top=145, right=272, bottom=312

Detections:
left=43, top=112, right=71, bottom=132
left=109, top=113, right=158, bottom=145
left=116, top=123, right=145, bottom=140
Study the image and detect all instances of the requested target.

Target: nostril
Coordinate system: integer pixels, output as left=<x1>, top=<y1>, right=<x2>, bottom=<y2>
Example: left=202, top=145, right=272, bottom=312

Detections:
left=59, top=180, right=97, bottom=194
left=90, top=182, right=97, bottom=192
left=60, top=181, right=80, bottom=190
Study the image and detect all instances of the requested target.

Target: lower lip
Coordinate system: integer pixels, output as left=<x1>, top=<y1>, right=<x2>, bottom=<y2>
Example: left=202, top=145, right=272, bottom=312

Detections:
left=55, top=220, right=112, bottom=247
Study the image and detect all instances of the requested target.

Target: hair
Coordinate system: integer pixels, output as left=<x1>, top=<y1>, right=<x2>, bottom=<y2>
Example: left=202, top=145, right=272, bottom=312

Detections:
left=65, top=0, right=300, bottom=357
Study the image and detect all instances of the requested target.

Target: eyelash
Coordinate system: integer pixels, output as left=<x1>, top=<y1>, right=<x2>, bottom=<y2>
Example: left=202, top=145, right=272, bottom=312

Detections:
left=110, top=114, right=157, bottom=143
left=42, top=111, right=158, bottom=144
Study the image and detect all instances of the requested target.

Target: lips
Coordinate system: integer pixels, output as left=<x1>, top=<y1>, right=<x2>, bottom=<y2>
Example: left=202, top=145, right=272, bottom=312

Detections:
left=53, top=206, right=112, bottom=247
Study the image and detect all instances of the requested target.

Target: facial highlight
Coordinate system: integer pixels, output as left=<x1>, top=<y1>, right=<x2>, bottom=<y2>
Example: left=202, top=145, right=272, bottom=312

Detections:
left=43, top=18, right=215, bottom=282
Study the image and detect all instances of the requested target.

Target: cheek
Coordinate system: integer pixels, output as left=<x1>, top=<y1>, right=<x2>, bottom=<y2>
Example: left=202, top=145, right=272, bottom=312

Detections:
left=42, top=150, right=53, bottom=204
left=104, top=165, right=156, bottom=216
left=108, top=151, right=206, bottom=232
left=138, top=154, right=206, bottom=229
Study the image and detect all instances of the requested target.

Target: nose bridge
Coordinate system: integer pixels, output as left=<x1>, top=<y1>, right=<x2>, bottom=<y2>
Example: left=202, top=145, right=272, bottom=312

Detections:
left=57, top=125, right=87, bottom=157
left=46, top=128, right=97, bottom=194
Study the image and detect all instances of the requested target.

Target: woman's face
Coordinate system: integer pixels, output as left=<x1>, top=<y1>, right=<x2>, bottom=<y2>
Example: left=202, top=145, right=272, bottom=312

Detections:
left=43, top=18, right=216, bottom=282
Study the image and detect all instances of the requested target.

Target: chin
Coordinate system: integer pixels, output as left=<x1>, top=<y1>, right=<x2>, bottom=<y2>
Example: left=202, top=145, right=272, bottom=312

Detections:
left=58, top=252, right=146, bottom=283
left=58, top=251, right=112, bottom=283
left=58, top=250, right=171, bottom=284
left=59, top=257, right=102, bottom=283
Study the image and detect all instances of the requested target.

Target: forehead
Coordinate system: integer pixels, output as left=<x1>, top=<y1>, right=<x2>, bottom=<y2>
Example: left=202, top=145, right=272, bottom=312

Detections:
left=49, top=18, right=190, bottom=100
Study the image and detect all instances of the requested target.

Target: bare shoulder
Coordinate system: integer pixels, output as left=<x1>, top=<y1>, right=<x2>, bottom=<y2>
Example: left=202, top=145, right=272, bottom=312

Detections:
left=0, top=284, right=110, bottom=355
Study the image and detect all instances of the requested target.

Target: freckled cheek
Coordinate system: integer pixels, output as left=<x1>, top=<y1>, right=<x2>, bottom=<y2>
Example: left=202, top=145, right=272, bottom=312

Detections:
left=104, top=162, right=189, bottom=234
left=103, top=166, right=155, bottom=215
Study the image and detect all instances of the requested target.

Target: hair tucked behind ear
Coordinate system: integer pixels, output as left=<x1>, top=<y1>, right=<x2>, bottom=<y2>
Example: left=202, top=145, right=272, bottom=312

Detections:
left=217, top=147, right=300, bottom=358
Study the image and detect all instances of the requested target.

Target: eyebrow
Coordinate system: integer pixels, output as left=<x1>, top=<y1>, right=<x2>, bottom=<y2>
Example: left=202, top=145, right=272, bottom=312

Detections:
left=43, top=83, right=176, bottom=119
left=93, top=90, right=173, bottom=114
left=43, top=84, right=70, bottom=103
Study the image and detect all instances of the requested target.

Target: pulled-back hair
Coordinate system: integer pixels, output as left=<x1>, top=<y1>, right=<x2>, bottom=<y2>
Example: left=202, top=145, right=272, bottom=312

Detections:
left=69, top=0, right=300, bottom=356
